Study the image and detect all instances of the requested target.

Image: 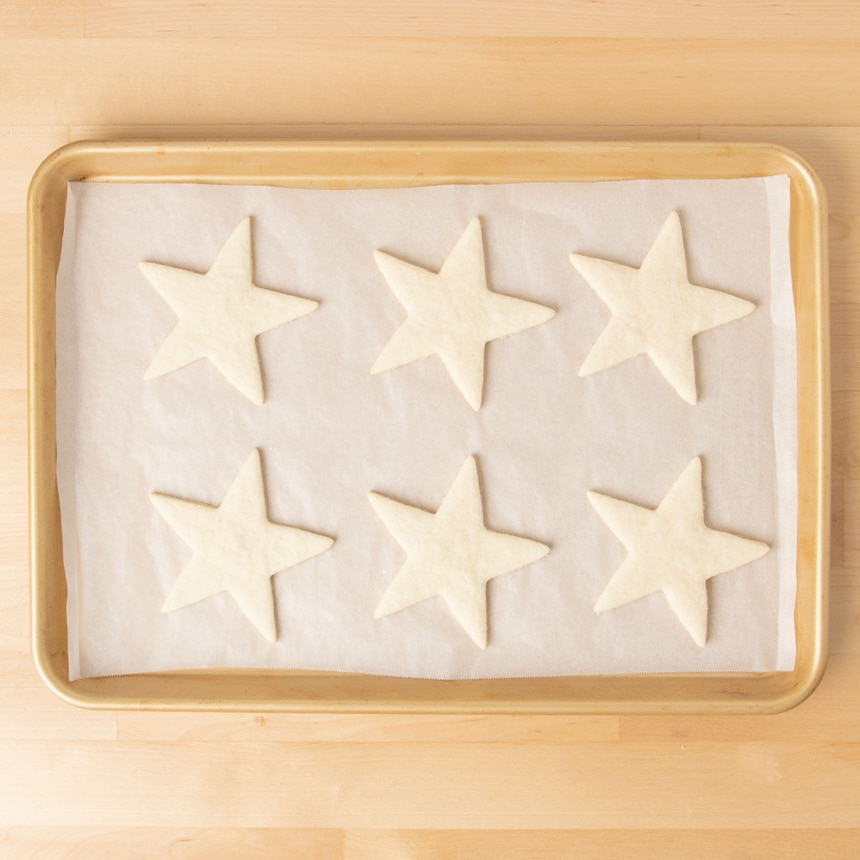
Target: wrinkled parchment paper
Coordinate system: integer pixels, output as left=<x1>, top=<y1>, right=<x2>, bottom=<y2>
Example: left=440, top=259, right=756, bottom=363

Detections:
left=55, top=176, right=796, bottom=680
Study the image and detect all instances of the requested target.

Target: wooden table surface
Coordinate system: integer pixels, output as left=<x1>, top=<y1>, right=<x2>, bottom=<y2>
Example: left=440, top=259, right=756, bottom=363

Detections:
left=2, top=2, right=859, bottom=857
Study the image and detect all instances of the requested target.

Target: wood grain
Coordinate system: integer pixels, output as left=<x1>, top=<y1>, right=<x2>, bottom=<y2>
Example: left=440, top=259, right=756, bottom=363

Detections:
left=81, top=1, right=860, bottom=39
left=4, top=827, right=859, bottom=859
left=0, top=0, right=84, bottom=39
left=843, top=482, right=860, bottom=565
left=0, top=667, right=117, bottom=741
left=0, top=127, right=70, bottom=215
left=342, top=829, right=860, bottom=860
left=8, top=1, right=860, bottom=40
left=0, top=218, right=26, bottom=389
left=1, top=39, right=859, bottom=128
left=2, top=738, right=859, bottom=829
left=830, top=574, right=860, bottom=656
left=831, top=477, right=845, bottom=568
left=67, top=122, right=700, bottom=141
left=1, top=0, right=858, bottom=854
left=115, top=712, right=619, bottom=744
left=832, top=305, right=860, bottom=389
left=833, top=391, right=860, bottom=479
left=0, top=392, right=27, bottom=565
left=0, top=826, right=342, bottom=859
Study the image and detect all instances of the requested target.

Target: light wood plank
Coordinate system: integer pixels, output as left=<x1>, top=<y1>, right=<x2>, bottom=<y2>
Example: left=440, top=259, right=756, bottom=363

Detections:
left=79, top=1, right=860, bottom=39
left=830, top=572, right=860, bottom=655
left=6, top=826, right=859, bottom=860
left=0, top=565, right=29, bottom=657
left=0, top=127, right=70, bottom=216
left=116, top=712, right=618, bottom=744
left=2, top=39, right=859, bottom=128
left=833, top=391, right=860, bottom=480
left=0, top=826, right=342, bottom=859
left=0, top=0, right=84, bottom=38
left=842, top=482, right=860, bottom=566
left=1, top=739, right=859, bottom=828
left=830, top=212, right=860, bottom=304
left=0, top=391, right=27, bottom=567
left=68, top=122, right=700, bottom=141
left=0, top=216, right=27, bottom=389
left=342, top=828, right=860, bottom=860
left=0, top=663, right=116, bottom=741
left=832, top=477, right=845, bottom=569
left=832, top=305, right=860, bottom=390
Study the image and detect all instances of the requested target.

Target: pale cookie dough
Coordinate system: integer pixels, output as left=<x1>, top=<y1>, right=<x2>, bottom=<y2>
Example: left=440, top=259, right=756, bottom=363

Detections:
left=571, top=210, right=755, bottom=404
left=372, top=216, right=555, bottom=410
left=152, top=449, right=334, bottom=642
left=370, top=455, right=550, bottom=648
left=588, top=457, right=769, bottom=646
left=141, top=216, right=319, bottom=404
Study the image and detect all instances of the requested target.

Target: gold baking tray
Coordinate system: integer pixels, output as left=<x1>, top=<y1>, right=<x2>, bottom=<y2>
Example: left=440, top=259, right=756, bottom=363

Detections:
left=28, top=140, right=829, bottom=713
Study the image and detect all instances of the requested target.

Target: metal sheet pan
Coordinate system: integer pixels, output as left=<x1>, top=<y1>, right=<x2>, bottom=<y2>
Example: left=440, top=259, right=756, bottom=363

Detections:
left=28, top=140, right=829, bottom=713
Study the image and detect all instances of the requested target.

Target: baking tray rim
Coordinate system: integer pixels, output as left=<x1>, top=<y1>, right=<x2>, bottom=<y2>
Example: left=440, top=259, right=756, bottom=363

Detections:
left=28, top=139, right=830, bottom=714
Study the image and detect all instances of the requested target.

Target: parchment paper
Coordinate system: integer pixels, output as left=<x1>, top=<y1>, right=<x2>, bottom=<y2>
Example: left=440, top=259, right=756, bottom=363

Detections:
left=55, top=176, right=796, bottom=680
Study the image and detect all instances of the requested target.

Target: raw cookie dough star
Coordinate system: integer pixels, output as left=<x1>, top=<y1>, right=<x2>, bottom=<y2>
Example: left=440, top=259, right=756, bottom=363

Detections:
left=570, top=210, right=755, bottom=404
left=372, top=217, right=555, bottom=409
left=141, top=216, right=319, bottom=404
left=152, top=449, right=334, bottom=642
left=370, top=455, right=550, bottom=648
left=588, top=457, right=769, bottom=647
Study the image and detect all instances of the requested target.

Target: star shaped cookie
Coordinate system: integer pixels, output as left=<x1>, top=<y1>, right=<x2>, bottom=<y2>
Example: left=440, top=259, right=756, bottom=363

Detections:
left=141, top=217, right=319, bottom=404
left=372, top=217, right=555, bottom=409
left=589, top=457, right=769, bottom=646
left=570, top=211, right=755, bottom=404
left=370, top=455, right=550, bottom=648
left=153, top=449, right=334, bottom=642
